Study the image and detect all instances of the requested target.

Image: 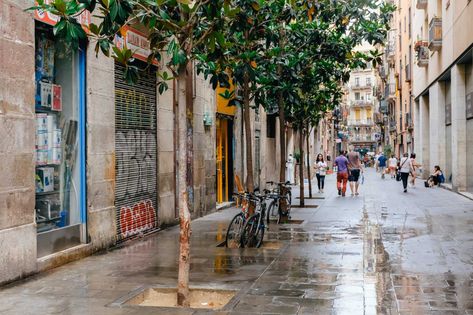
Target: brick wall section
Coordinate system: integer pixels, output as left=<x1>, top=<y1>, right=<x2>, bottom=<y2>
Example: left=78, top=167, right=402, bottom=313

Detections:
left=0, top=0, right=37, bottom=284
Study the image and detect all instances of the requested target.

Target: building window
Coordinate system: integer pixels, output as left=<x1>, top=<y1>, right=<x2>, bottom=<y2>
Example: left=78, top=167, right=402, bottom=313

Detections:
left=408, top=7, right=412, bottom=38
left=366, top=93, right=372, bottom=101
left=355, top=77, right=360, bottom=87
left=266, top=114, right=276, bottom=138
left=366, top=77, right=371, bottom=86
left=355, top=92, right=360, bottom=100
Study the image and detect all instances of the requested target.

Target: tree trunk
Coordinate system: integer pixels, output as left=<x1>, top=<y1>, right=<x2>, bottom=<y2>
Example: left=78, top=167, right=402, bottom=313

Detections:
left=185, top=62, right=194, bottom=214
left=306, top=126, right=312, bottom=198
left=243, top=71, right=254, bottom=192
left=299, top=129, right=304, bottom=206
left=279, top=98, right=286, bottom=183
left=177, top=67, right=191, bottom=307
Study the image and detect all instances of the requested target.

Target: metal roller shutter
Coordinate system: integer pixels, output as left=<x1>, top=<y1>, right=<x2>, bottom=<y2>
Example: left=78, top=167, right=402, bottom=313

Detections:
left=114, top=62, right=158, bottom=242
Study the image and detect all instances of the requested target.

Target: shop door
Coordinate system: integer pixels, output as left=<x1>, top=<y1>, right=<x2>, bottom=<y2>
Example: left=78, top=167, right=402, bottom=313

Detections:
left=216, top=118, right=228, bottom=203
left=115, top=62, right=158, bottom=242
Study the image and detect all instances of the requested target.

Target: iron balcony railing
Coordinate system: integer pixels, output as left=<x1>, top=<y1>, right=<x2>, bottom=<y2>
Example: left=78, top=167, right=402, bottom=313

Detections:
left=348, top=119, right=374, bottom=126
left=351, top=99, right=374, bottom=107
left=429, top=17, right=442, bottom=51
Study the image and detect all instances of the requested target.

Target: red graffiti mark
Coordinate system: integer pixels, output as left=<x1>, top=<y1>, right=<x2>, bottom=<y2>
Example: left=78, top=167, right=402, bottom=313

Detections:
left=119, top=199, right=157, bottom=238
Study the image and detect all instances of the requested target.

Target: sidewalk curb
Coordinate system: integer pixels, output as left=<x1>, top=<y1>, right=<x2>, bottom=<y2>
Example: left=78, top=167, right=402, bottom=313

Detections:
left=439, top=183, right=473, bottom=201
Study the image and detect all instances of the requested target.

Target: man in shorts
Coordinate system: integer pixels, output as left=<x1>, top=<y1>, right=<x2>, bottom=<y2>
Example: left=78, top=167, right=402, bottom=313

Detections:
left=377, top=153, right=387, bottom=179
left=334, top=151, right=349, bottom=197
left=347, top=148, right=363, bottom=196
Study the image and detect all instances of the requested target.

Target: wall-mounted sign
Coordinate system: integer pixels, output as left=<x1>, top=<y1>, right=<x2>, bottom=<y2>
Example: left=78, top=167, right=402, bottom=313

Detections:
left=445, top=103, right=452, bottom=125
left=115, top=26, right=157, bottom=65
left=34, top=1, right=90, bottom=29
left=466, top=93, right=473, bottom=119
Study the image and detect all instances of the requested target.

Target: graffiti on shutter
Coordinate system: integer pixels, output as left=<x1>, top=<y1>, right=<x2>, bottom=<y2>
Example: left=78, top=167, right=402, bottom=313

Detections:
left=115, top=62, right=158, bottom=241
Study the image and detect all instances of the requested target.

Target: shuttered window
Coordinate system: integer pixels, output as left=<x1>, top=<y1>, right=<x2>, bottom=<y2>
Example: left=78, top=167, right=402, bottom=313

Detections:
left=114, top=62, right=158, bottom=242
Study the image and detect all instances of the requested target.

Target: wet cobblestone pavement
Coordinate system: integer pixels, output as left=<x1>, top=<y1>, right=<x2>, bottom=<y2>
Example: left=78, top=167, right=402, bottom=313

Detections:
left=1, top=169, right=473, bottom=314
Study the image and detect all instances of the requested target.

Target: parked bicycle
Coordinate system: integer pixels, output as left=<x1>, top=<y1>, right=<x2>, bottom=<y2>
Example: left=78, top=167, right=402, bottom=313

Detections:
left=240, top=191, right=268, bottom=248
left=225, top=192, right=254, bottom=248
left=265, top=181, right=292, bottom=224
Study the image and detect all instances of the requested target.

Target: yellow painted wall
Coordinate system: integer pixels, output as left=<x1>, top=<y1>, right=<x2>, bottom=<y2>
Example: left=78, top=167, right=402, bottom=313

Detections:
left=216, top=80, right=237, bottom=116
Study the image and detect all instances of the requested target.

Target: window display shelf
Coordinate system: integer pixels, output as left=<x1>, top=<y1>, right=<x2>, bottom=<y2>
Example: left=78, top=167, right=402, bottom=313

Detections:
left=36, top=190, right=59, bottom=196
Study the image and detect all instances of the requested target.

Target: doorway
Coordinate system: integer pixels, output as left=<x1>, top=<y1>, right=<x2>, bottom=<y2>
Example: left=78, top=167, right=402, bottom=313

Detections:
left=216, top=117, right=234, bottom=203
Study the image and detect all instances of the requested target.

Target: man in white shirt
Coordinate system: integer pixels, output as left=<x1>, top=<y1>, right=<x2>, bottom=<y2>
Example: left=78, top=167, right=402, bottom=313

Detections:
left=388, top=155, right=398, bottom=179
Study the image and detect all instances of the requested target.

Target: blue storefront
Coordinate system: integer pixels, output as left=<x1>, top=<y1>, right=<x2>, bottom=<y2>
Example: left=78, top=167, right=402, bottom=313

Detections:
left=34, top=12, right=88, bottom=257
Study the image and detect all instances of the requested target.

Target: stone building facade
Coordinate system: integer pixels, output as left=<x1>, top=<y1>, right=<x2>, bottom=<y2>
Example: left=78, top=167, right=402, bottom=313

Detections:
left=412, top=0, right=473, bottom=193
left=0, top=2, right=220, bottom=284
left=0, top=1, right=286, bottom=285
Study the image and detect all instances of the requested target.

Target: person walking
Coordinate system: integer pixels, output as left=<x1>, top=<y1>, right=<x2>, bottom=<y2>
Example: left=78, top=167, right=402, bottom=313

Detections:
left=347, top=148, right=363, bottom=196
left=377, top=152, right=387, bottom=179
left=409, top=153, right=421, bottom=187
left=399, top=153, right=414, bottom=193
left=388, top=155, right=398, bottom=179
left=315, top=153, right=327, bottom=193
left=334, top=151, right=349, bottom=197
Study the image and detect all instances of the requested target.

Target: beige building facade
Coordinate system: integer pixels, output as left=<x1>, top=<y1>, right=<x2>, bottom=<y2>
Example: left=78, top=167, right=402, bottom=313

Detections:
left=346, top=45, right=382, bottom=154
left=412, top=0, right=473, bottom=192
left=0, top=1, right=286, bottom=285
left=383, top=0, right=415, bottom=157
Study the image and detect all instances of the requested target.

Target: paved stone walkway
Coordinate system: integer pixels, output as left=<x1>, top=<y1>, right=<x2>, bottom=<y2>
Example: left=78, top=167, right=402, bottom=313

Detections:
left=1, top=169, right=472, bottom=314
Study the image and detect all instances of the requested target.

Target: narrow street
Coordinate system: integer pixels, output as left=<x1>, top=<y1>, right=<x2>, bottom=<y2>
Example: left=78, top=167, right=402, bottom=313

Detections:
left=1, top=169, right=472, bottom=315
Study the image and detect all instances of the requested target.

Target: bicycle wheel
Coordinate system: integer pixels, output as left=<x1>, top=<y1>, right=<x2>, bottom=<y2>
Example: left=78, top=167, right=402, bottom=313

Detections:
left=266, top=200, right=278, bottom=224
left=241, top=213, right=264, bottom=248
left=225, top=213, right=245, bottom=248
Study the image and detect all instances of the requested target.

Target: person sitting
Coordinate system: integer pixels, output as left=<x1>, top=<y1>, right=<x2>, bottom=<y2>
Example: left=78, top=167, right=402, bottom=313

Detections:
left=426, top=165, right=444, bottom=187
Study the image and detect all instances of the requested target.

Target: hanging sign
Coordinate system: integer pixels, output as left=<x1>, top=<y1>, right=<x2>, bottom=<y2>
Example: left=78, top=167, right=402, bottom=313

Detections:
left=34, top=1, right=90, bottom=28
left=115, top=26, right=158, bottom=65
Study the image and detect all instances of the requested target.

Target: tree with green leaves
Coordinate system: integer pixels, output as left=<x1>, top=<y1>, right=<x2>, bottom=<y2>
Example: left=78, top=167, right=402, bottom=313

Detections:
left=261, top=0, right=394, bottom=203
left=31, top=0, right=233, bottom=306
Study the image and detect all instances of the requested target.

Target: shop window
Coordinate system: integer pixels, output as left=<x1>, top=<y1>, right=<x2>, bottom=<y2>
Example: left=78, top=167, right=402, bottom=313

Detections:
left=34, top=22, right=85, bottom=253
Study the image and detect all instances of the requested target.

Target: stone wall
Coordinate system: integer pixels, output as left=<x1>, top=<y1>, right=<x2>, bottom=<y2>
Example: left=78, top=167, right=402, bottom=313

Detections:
left=86, top=37, right=117, bottom=249
left=0, top=0, right=37, bottom=284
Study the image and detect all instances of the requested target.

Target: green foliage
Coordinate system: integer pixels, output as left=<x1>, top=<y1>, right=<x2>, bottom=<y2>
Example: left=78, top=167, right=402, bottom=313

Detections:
left=29, top=0, right=394, bottom=113
left=383, top=144, right=393, bottom=157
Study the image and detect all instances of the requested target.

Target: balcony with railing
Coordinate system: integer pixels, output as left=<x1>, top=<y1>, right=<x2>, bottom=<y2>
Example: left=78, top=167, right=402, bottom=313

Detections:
left=416, top=0, right=427, bottom=10
left=379, top=100, right=388, bottom=114
left=406, top=113, right=413, bottom=130
left=386, top=41, right=396, bottom=60
left=389, top=119, right=397, bottom=132
left=385, top=83, right=396, bottom=100
left=415, top=40, right=429, bottom=67
left=405, top=63, right=411, bottom=82
left=348, top=118, right=374, bottom=126
left=351, top=99, right=374, bottom=107
left=429, top=17, right=442, bottom=51
left=374, top=112, right=384, bottom=124
left=350, top=134, right=376, bottom=143
left=351, top=82, right=373, bottom=91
